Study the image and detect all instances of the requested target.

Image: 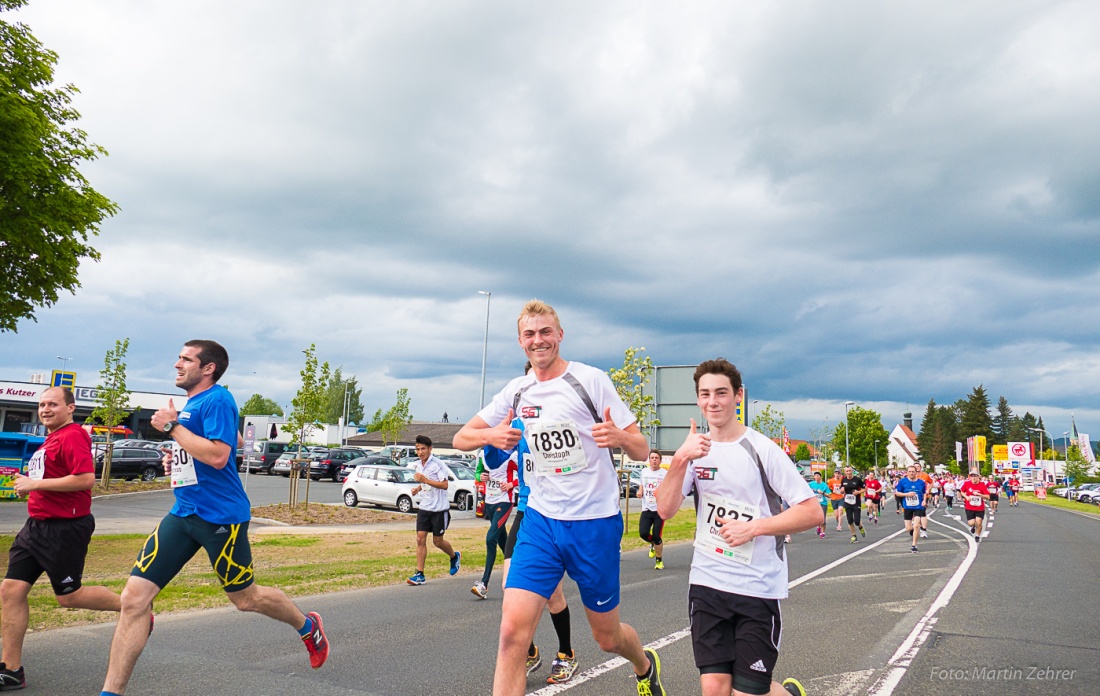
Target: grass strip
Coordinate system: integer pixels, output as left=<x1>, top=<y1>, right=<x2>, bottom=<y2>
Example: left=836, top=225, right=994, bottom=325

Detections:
left=0, top=508, right=698, bottom=632
left=1018, top=491, right=1100, bottom=516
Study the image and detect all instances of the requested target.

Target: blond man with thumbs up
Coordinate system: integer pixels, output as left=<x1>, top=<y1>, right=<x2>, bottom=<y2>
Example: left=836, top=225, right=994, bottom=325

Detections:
left=100, top=341, right=329, bottom=696
left=455, top=300, right=664, bottom=696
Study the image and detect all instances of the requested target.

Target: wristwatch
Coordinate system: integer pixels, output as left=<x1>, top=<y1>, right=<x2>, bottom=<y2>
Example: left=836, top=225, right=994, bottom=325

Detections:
left=163, top=420, right=178, bottom=434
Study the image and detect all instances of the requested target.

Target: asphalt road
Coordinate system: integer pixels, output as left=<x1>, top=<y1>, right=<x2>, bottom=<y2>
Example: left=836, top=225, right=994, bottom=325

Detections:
left=4, top=499, right=1099, bottom=695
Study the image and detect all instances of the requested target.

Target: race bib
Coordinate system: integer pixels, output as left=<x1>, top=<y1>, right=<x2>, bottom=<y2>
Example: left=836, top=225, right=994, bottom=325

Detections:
left=832, top=486, right=842, bottom=495
left=844, top=494, right=857, bottom=505
left=968, top=495, right=981, bottom=507
left=694, top=491, right=761, bottom=565
left=26, top=449, right=46, bottom=480
left=527, top=421, right=587, bottom=476
left=815, top=492, right=825, bottom=503
left=170, top=442, right=198, bottom=488
left=905, top=493, right=919, bottom=506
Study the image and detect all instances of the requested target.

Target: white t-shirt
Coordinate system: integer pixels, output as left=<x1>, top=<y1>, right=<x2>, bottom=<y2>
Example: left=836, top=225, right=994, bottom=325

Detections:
left=682, top=429, right=815, bottom=599
left=477, top=362, right=635, bottom=520
left=483, top=455, right=516, bottom=506
left=414, top=456, right=450, bottom=512
left=640, top=468, right=666, bottom=512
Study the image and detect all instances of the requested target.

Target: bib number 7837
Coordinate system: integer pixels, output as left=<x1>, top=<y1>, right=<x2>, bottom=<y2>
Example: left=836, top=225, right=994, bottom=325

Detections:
left=695, top=491, right=761, bottom=565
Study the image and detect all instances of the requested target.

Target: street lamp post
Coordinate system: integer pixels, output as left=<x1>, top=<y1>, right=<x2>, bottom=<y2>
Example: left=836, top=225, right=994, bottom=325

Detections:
left=478, top=290, right=492, bottom=409
left=1062, top=431, right=1071, bottom=485
left=56, top=355, right=71, bottom=371
left=341, top=380, right=352, bottom=446
left=1027, top=427, right=1047, bottom=484
left=844, top=401, right=855, bottom=468
left=751, top=400, right=758, bottom=426
left=875, top=439, right=880, bottom=473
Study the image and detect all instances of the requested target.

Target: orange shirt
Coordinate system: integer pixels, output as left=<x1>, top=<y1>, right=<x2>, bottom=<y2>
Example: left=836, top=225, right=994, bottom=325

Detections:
left=827, top=475, right=844, bottom=500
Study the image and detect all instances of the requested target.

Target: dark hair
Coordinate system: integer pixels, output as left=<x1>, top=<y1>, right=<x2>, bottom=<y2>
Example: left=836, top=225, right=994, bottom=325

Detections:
left=649, top=448, right=662, bottom=458
left=184, top=340, right=229, bottom=382
left=415, top=435, right=432, bottom=447
left=692, top=358, right=743, bottom=393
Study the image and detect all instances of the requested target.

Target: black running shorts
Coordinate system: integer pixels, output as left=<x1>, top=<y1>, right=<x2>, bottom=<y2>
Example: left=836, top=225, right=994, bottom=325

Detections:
left=131, top=513, right=254, bottom=592
left=903, top=508, right=926, bottom=521
left=415, top=509, right=450, bottom=536
left=5, top=515, right=95, bottom=595
left=689, top=584, right=781, bottom=694
left=965, top=509, right=985, bottom=521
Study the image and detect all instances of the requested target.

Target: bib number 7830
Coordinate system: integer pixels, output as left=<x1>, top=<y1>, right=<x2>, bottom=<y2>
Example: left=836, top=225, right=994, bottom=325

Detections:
left=704, top=501, right=754, bottom=525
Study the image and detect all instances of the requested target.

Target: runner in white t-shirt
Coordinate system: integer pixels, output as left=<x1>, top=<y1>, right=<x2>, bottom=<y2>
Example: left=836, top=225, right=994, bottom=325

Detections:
left=454, top=300, right=663, bottom=696
left=655, top=359, right=822, bottom=696
left=406, top=436, right=461, bottom=585
left=637, top=450, right=668, bottom=569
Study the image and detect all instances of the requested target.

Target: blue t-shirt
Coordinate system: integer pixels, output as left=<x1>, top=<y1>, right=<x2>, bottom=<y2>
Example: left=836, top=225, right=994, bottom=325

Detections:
left=483, top=417, right=531, bottom=512
left=808, top=480, right=831, bottom=506
left=170, top=385, right=250, bottom=524
left=895, top=477, right=927, bottom=510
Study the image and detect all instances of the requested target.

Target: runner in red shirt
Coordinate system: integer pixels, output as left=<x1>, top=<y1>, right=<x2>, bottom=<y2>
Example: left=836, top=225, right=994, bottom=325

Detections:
left=1, top=387, right=124, bottom=690
left=959, top=470, right=990, bottom=543
left=864, top=473, right=883, bottom=524
left=1009, top=477, right=1021, bottom=507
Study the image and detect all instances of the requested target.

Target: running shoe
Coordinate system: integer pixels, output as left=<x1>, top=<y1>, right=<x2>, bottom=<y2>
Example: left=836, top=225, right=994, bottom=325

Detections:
left=873, top=515, right=878, bottom=525
left=648, top=547, right=656, bottom=558
left=836, top=524, right=843, bottom=531
left=547, top=651, right=579, bottom=684
left=859, top=526, right=866, bottom=537
left=850, top=535, right=857, bottom=544
left=449, top=551, right=461, bottom=576
left=910, top=545, right=919, bottom=553
left=407, top=571, right=426, bottom=585
left=919, top=530, right=928, bottom=539
left=782, top=677, right=807, bottom=696
left=784, top=535, right=791, bottom=544
left=526, top=645, right=542, bottom=675
left=472, top=580, right=487, bottom=599
left=0, top=663, right=25, bottom=690
left=636, top=648, right=664, bottom=696
left=654, top=559, right=664, bottom=570
left=818, top=531, right=826, bottom=539
left=302, top=611, right=330, bottom=669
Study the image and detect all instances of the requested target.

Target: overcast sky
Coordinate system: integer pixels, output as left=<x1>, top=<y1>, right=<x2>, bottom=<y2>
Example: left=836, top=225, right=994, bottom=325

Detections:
left=3, top=0, right=1098, bottom=441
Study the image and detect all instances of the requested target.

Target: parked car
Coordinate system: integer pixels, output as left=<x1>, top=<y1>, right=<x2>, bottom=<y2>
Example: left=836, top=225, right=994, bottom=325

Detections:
left=620, top=469, right=642, bottom=498
left=377, top=445, right=418, bottom=461
left=309, top=448, right=363, bottom=481
left=1071, top=483, right=1100, bottom=503
left=245, top=441, right=293, bottom=475
left=336, top=455, right=402, bottom=482
left=342, top=464, right=422, bottom=513
left=95, top=448, right=165, bottom=482
left=271, top=452, right=311, bottom=477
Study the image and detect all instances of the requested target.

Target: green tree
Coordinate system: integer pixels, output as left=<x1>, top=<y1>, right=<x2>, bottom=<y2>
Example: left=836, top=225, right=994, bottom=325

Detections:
left=608, top=346, right=659, bottom=439
left=991, top=396, right=1013, bottom=444
left=793, top=442, right=811, bottom=461
left=1063, top=445, right=1089, bottom=485
left=752, top=404, right=785, bottom=442
left=240, top=393, right=283, bottom=416
left=958, top=384, right=994, bottom=442
left=286, top=344, right=330, bottom=456
left=368, top=388, right=412, bottom=446
left=0, top=1, right=118, bottom=333
left=321, top=368, right=364, bottom=426
left=88, top=338, right=131, bottom=490
left=830, top=406, right=890, bottom=472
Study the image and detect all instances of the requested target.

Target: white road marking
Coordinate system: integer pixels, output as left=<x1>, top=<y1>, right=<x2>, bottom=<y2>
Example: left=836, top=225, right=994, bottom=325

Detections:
left=866, top=512, right=980, bottom=696
left=528, top=527, right=910, bottom=695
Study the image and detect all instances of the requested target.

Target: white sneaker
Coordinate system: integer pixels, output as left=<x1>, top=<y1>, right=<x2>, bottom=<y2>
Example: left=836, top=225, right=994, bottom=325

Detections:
left=919, top=530, right=928, bottom=538
left=471, top=581, right=487, bottom=599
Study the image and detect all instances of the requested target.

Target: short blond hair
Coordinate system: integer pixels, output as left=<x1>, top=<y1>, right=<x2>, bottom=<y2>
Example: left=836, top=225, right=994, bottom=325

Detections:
left=517, top=299, right=561, bottom=333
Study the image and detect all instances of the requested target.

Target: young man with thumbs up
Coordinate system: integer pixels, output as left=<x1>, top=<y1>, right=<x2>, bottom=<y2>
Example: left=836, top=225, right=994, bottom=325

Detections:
left=455, top=300, right=662, bottom=696
left=99, top=341, right=329, bottom=696
left=656, top=359, right=822, bottom=696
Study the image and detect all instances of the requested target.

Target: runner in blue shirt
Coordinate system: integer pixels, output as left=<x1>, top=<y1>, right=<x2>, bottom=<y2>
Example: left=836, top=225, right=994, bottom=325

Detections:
left=894, top=465, right=928, bottom=553
left=808, top=472, right=830, bottom=538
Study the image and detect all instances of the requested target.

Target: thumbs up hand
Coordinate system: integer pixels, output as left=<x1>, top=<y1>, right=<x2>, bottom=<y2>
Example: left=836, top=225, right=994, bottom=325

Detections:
left=674, top=418, right=711, bottom=464
left=592, top=407, right=627, bottom=450
left=151, top=399, right=180, bottom=434
left=486, top=409, right=522, bottom=450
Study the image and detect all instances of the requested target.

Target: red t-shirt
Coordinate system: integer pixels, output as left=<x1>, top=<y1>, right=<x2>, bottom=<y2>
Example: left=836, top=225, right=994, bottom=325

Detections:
left=25, top=422, right=94, bottom=519
left=959, top=481, right=989, bottom=512
left=864, top=478, right=883, bottom=499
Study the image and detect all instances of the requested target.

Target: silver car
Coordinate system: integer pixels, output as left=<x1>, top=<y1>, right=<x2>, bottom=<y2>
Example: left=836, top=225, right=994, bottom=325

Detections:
left=342, top=464, right=422, bottom=513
